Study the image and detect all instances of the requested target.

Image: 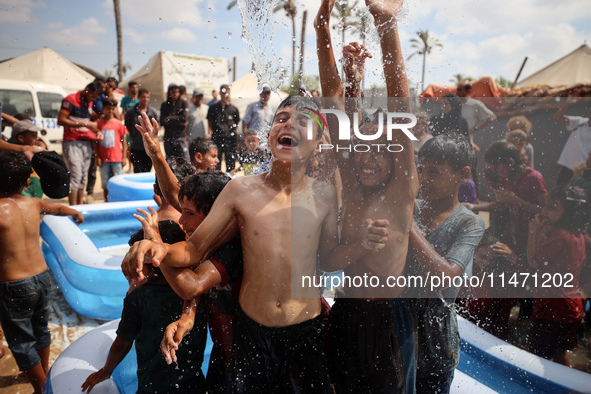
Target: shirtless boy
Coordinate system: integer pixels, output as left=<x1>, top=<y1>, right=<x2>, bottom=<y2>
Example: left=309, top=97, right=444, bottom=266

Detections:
left=315, top=0, right=418, bottom=392
left=0, top=151, right=83, bottom=393
left=122, top=95, right=389, bottom=392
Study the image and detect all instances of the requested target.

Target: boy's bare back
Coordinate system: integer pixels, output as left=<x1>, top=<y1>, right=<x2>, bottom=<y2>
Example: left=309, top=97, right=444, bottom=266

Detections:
left=0, top=196, right=52, bottom=282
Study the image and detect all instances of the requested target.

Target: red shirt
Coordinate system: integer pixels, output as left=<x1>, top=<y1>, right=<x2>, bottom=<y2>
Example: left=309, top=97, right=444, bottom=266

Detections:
left=61, top=91, right=97, bottom=141
left=532, top=229, right=586, bottom=322
left=501, top=168, right=549, bottom=254
left=97, top=118, right=127, bottom=162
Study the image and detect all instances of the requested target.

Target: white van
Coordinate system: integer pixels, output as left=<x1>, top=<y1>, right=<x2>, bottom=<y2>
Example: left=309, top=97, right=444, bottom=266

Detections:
left=0, top=79, right=67, bottom=153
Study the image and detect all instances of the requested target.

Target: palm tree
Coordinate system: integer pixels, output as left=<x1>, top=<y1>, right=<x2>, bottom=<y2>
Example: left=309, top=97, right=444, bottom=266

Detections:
left=113, top=0, right=124, bottom=82
left=350, top=7, right=369, bottom=45
left=408, top=30, right=442, bottom=91
left=332, top=0, right=358, bottom=47
left=227, top=0, right=298, bottom=77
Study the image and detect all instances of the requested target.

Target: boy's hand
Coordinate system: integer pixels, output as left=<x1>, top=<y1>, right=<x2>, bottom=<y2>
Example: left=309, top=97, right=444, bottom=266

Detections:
left=161, top=315, right=195, bottom=364
left=136, top=112, right=161, bottom=159
left=361, top=219, right=389, bottom=251
left=81, top=368, right=111, bottom=393
left=494, top=188, right=516, bottom=204
left=72, top=211, right=84, bottom=225
left=121, top=240, right=169, bottom=283
left=491, top=242, right=519, bottom=264
left=133, top=207, right=162, bottom=242
left=343, top=42, right=372, bottom=85
left=529, top=214, right=547, bottom=235
left=367, top=0, right=404, bottom=21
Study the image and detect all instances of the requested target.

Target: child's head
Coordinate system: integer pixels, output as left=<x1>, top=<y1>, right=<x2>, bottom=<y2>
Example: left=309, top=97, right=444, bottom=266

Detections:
left=542, top=185, right=588, bottom=235
left=178, top=171, right=231, bottom=235
left=505, top=129, right=528, bottom=152
left=243, top=129, right=260, bottom=153
left=189, top=137, right=219, bottom=171
left=101, top=97, right=117, bottom=117
left=11, top=119, right=42, bottom=146
left=484, top=141, right=524, bottom=184
left=506, top=115, right=532, bottom=135
left=128, top=220, right=187, bottom=280
left=154, top=156, right=196, bottom=199
left=0, top=151, right=32, bottom=196
left=417, top=133, right=474, bottom=202
left=270, top=95, right=323, bottom=165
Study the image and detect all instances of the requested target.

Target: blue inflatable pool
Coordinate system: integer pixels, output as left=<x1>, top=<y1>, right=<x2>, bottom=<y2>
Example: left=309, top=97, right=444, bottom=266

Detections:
left=108, top=173, right=156, bottom=202
left=40, top=200, right=157, bottom=320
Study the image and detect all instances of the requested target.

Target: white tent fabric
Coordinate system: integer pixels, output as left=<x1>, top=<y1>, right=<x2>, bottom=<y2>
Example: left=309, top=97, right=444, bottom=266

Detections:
left=518, top=44, right=591, bottom=87
left=229, top=72, right=288, bottom=119
left=120, top=51, right=230, bottom=110
left=0, top=47, right=94, bottom=94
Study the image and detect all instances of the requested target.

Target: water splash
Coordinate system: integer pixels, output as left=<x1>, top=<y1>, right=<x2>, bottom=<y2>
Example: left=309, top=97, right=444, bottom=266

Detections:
left=236, top=0, right=286, bottom=93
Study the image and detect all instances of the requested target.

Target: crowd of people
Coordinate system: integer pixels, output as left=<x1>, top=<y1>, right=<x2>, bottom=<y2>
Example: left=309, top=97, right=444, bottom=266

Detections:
left=1, top=0, right=591, bottom=393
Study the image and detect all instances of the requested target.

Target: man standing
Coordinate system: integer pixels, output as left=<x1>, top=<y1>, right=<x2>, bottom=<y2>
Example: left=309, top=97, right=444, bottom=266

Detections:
left=120, top=81, right=139, bottom=118
left=456, top=81, right=497, bottom=138
left=242, top=86, right=274, bottom=137
left=207, top=90, right=219, bottom=106
left=57, top=81, right=103, bottom=205
left=187, top=88, right=209, bottom=142
left=125, top=89, right=158, bottom=173
left=207, top=84, right=240, bottom=172
left=160, top=84, right=189, bottom=161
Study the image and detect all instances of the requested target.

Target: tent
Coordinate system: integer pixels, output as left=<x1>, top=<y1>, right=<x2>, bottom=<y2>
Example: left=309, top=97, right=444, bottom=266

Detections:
left=229, top=72, right=288, bottom=118
left=120, top=51, right=230, bottom=110
left=518, top=44, right=591, bottom=88
left=0, top=47, right=95, bottom=94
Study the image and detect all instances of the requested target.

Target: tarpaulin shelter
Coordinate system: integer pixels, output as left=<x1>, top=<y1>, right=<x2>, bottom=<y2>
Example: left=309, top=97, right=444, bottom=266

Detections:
left=518, top=44, right=591, bottom=88
left=120, top=51, right=230, bottom=110
left=419, top=76, right=507, bottom=110
left=0, top=47, right=95, bottom=94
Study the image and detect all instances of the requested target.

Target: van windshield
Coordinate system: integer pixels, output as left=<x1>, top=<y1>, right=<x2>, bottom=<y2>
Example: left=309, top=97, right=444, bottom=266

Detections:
left=0, top=89, right=35, bottom=117
left=38, top=92, right=63, bottom=118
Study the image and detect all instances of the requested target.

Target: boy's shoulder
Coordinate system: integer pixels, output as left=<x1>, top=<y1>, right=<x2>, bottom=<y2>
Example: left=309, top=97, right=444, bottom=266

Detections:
left=125, top=281, right=175, bottom=305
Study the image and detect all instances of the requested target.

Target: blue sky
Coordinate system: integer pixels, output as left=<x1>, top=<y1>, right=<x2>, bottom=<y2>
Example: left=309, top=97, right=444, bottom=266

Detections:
left=1, top=0, right=590, bottom=93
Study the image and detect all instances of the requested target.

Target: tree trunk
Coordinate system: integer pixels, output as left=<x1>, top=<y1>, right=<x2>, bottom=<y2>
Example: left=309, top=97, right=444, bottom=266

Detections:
left=421, top=52, right=426, bottom=92
left=113, top=0, right=123, bottom=81
left=298, top=11, right=307, bottom=84
left=291, top=15, right=296, bottom=76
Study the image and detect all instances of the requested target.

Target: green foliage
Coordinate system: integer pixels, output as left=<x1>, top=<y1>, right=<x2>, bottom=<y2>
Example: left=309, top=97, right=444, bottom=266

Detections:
left=281, top=74, right=319, bottom=95
left=496, top=75, right=511, bottom=88
left=450, top=74, right=474, bottom=84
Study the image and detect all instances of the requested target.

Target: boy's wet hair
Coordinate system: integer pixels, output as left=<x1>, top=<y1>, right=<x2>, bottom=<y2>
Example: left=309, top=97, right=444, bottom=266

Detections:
left=548, top=185, right=589, bottom=235
left=138, top=88, right=150, bottom=97
left=276, top=95, right=323, bottom=139
left=0, top=151, right=32, bottom=195
left=505, top=129, right=528, bottom=144
left=244, top=129, right=259, bottom=137
left=128, top=219, right=186, bottom=246
left=154, top=156, right=196, bottom=197
left=85, top=80, right=103, bottom=94
left=189, top=137, right=217, bottom=160
left=179, top=171, right=231, bottom=215
left=101, top=97, right=118, bottom=108
left=418, top=132, right=475, bottom=172
left=484, top=141, right=523, bottom=168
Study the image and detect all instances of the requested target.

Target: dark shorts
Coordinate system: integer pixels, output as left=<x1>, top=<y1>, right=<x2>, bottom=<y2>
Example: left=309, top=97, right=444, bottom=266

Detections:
left=416, top=370, right=454, bottom=394
left=327, top=298, right=416, bottom=394
left=233, top=304, right=331, bottom=393
left=530, top=319, right=581, bottom=360
left=0, top=269, right=52, bottom=371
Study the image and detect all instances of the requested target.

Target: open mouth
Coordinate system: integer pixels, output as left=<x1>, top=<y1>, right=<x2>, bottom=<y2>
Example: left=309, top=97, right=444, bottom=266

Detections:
left=278, top=135, right=299, bottom=148
left=359, top=168, right=379, bottom=176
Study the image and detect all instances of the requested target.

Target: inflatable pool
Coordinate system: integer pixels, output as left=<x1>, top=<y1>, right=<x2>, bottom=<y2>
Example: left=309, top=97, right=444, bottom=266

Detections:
left=454, top=315, right=591, bottom=393
left=43, top=319, right=214, bottom=394
left=108, top=173, right=156, bottom=202
left=40, top=200, right=157, bottom=320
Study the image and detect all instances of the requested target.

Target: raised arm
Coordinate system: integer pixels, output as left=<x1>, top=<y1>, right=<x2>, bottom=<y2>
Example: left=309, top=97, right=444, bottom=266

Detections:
left=39, top=200, right=84, bottom=224
left=369, top=0, right=418, bottom=197
left=315, top=0, right=343, bottom=99
left=136, top=112, right=182, bottom=211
